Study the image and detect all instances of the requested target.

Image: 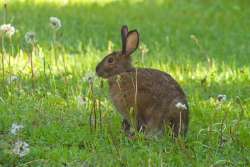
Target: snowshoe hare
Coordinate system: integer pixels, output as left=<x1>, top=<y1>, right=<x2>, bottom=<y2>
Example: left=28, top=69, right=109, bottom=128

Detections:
left=96, top=25, right=189, bottom=137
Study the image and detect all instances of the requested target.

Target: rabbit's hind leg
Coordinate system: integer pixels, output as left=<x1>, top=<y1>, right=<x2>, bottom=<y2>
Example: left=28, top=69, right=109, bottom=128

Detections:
left=142, top=111, right=164, bottom=138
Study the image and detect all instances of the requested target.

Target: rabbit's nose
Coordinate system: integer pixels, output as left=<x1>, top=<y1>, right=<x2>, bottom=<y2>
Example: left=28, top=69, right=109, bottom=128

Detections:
left=96, top=66, right=99, bottom=74
left=95, top=64, right=101, bottom=76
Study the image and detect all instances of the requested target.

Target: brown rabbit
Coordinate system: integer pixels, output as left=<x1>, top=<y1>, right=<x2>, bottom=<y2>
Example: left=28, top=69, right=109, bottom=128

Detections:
left=96, top=25, right=189, bottom=137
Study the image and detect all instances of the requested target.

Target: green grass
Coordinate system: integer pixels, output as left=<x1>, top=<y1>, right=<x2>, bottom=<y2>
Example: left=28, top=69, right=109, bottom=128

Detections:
left=0, top=0, right=249, bottom=166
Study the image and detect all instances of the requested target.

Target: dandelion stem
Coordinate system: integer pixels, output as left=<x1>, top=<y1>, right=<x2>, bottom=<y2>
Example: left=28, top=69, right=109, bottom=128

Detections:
left=1, top=36, right=5, bottom=82
left=62, top=48, right=67, bottom=74
left=52, top=31, right=59, bottom=72
left=9, top=37, right=14, bottom=103
left=91, top=83, right=97, bottom=130
left=30, top=45, right=35, bottom=90
left=178, top=111, right=182, bottom=136
left=62, top=50, right=68, bottom=85
left=219, top=109, right=228, bottom=147
left=89, top=83, right=93, bottom=132
left=2, top=0, right=7, bottom=83
left=234, top=97, right=245, bottom=132
left=94, top=98, right=97, bottom=130
left=135, top=68, right=138, bottom=113
left=89, top=108, right=93, bottom=132
left=98, top=99, right=102, bottom=130
left=43, top=51, right=46, bottom=77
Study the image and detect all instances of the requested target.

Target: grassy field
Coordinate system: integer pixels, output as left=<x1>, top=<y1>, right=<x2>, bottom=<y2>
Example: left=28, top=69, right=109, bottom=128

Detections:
left=0, top=0, right=249, bottom=166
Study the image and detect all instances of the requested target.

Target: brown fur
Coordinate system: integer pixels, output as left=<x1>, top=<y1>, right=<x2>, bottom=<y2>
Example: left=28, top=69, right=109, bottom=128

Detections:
left=96, top=26, right=189, bottom=137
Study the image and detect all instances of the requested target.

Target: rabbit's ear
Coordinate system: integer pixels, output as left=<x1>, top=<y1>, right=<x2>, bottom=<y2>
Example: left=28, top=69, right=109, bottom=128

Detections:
left=125, top=30, right=139, bottom=56
left=121, top=25, right=128, bottom=55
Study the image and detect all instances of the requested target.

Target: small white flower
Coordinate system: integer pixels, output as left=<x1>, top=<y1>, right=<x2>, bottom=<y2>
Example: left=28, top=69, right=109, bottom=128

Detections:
left=83, top=71, right=96, bottom=84
left=175, top=102, right=187, bottom=110
left=13, top=141, right=30, bottom=157
left=7, top=75, right=19, bottom=84
left=25, top=31, right=37, bottom=44
left=217, top=94, right=227, bottom=102
left=139, top=43, right=149, bottom=55
left=77, top=96, right=86, bottom=106
left=49, top=17, right=62, bottom=30
left=0, top=24, right=15, bottom=38
left=10, top=123, right=24, bottom=135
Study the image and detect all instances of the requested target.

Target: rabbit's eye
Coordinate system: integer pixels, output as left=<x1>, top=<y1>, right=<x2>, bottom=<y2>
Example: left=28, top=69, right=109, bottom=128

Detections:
left=108, top=57, right=114, bottom=63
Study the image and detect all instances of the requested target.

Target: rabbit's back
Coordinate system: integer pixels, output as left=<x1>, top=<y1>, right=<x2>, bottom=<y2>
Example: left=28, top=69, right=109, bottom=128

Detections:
left=109, top=68, right=186, bottom=107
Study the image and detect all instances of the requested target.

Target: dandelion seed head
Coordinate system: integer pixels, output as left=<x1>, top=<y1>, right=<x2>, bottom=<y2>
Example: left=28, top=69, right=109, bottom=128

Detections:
left=7, top=75, right=19, bottom=84
left=139, top=43, right=149, bottom=55
left=83, top=72, right=96, bottom=84
left=175, top=102, right=187, bottom=110
left=0, top=24, right=15, bottom=38
left=10, top=123, right=24, bottom=135
left=13, top=141, right=30, bottom=157
left=49, top=17, right=62, bottom=31
left=190, top=34, right=199, bottom=45
left=77, top=96, right=86, bottom=106
left=217, top=94, right=227, bottom=102
left=25, top=31, right=37, bottom=44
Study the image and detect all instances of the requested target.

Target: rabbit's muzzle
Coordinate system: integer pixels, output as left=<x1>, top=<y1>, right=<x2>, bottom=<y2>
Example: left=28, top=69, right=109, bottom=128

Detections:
left=96, top=64, right=104, bottom=78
